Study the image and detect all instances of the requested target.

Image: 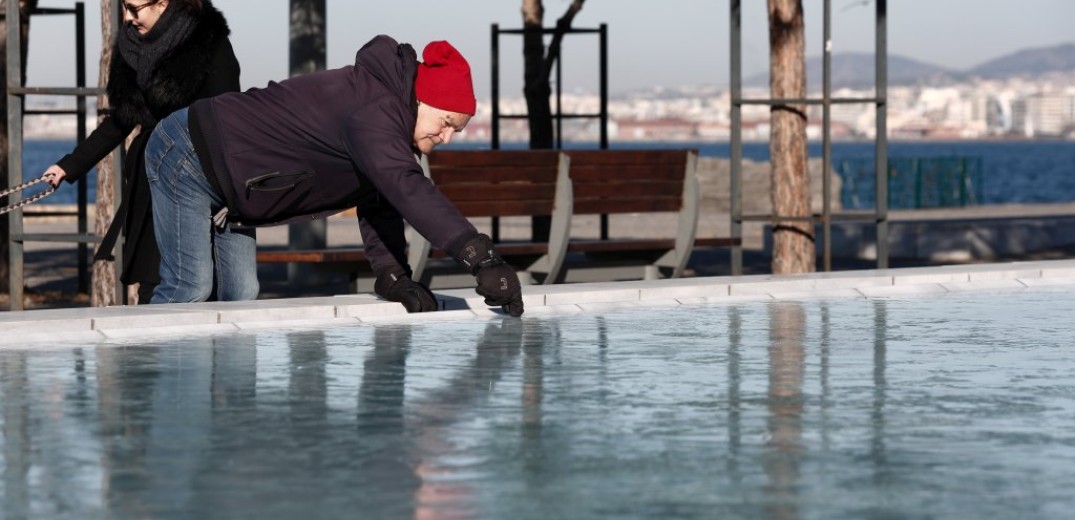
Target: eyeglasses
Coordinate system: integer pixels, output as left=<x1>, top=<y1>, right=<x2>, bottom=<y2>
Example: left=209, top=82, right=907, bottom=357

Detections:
left=124, top=0, right=160, bottom=19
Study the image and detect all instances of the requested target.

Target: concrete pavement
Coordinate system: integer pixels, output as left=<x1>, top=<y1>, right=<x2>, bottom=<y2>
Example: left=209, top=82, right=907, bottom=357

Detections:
left=7, top=201, right=1075, bottom=309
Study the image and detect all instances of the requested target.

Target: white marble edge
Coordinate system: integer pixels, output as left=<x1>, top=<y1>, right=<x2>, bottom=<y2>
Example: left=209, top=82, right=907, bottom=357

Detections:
left=2, top=259, right=1074, bottom=343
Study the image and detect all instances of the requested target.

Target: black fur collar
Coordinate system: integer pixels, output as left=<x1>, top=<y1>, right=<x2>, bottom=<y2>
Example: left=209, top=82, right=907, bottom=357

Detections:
left=108, top=3, right=232, bottom=129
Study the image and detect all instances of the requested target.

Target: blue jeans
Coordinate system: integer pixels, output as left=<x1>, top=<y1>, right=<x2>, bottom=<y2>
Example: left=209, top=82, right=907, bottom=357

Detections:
left=145, top=108, right=259, bottom=303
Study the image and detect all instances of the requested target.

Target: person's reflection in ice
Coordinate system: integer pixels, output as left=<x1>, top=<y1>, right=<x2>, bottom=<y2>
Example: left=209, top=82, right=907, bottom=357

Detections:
left=409, top=318, right=527, bottom=519
left=3, top=348, right=110, bottom=516
left=354, top=325, right=422, bottom=519
left=357, top=326, right=410, bottom=434
left=71, top=340, right=218, bottom=518
left=523, top=318, right=555, bottom=441
left=764, top=302, right=807, bottom=520
left=289, top=331, right=329, bottom=430
left=210, top=334, right=258, bottom=411
left=182, top=333, right=260, bottom=513
left=93, top=344, right=167, bottom=517
left=517, top=319, right=559, bottom=488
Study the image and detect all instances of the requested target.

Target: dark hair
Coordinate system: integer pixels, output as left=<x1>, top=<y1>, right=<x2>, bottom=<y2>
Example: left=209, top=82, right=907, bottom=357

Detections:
left=172, top=0, right=204, bottom=13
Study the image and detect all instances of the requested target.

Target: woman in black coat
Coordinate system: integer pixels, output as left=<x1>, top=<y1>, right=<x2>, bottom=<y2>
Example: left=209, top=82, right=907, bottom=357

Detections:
left=45, top=0, right=239, bottom=303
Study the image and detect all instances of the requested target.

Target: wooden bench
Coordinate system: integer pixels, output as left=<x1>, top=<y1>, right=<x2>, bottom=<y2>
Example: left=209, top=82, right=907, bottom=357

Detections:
left=256, top=150, right=571, bottom=291
left=555, top=149, right=734, bottom=282
left=407, top=150, right=572, bottom=287
left=256, top=244, right=372, bottom=292
left=258, top=148, right=740, bottom=290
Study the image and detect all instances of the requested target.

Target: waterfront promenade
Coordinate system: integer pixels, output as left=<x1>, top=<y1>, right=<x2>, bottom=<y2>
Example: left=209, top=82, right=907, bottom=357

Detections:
left=6, top=200, right=1075, bottom=309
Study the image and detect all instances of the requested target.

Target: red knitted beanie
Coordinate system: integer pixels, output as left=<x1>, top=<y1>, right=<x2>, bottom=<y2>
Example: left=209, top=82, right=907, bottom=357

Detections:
left=415, top=41, right=476, bottom=116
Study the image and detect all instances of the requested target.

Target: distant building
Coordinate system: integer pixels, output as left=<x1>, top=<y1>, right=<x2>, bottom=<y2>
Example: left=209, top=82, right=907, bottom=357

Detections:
left=1012, top=93, right=1075, bottom=137
left=613, top=118, right=697, bottom=141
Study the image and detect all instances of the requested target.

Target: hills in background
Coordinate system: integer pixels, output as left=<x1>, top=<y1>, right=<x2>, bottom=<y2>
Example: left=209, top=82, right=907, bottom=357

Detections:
left=744, top=42, right=1075, bottom=88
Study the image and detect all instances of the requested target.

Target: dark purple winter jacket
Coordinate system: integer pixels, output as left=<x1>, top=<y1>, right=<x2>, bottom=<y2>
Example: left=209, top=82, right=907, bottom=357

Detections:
left=187, top=34, right=477, bottom=275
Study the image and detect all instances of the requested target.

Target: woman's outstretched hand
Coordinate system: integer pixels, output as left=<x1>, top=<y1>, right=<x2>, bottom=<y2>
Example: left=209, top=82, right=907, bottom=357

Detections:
left=43, top=165, right=67, bottom=187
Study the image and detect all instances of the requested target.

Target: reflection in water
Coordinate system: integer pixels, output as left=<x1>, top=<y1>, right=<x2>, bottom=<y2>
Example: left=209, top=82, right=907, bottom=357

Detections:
left=409, top=318, right=526, bottom=519
left=94, top=344, right=164, bottom=517
left=357, top=326, right=419, bottom=518
left=4, top=290, right=1075, bottom=518
left=0, top=321, right=531, bottom=518
left=289, top=331, right=329, bottom=433
left=522, top=320, right=549, bottom=454
left=765, top=302, right=807, bottom=520
left=819, top=303, right=832, bottom=453
left=2, top=353, right=30, bottom=519
left=872, top=300, right=889, bottom=479
left=726, top=307, right=743, bottom=483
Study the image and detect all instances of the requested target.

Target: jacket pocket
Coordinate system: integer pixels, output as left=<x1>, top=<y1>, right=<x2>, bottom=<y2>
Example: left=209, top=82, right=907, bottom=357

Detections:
left=245, top=171, right=314, bottom=193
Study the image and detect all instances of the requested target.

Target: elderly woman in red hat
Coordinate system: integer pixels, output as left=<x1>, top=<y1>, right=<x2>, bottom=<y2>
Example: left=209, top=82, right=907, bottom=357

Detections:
left=142, top=35, right=523, bottom=316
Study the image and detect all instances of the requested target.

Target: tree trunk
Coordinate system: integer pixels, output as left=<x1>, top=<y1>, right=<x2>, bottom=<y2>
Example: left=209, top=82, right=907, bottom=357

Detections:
left=0, top=0, right=38, bottom=295
left=91, top=0, right=118, bottom=306
left=767, top=0, right=814, bottom=274
left=521, top=0, right=585, bottom=241
left=521, top=0, right=552, bottom=150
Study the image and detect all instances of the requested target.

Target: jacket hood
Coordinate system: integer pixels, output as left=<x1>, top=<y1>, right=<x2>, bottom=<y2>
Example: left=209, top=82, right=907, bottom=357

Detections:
left=355, top=35, right=418, bottom=116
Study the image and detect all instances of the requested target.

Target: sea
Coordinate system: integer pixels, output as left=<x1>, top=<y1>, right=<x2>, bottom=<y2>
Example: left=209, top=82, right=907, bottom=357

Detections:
left=17, top=138, right=1075, bottom=208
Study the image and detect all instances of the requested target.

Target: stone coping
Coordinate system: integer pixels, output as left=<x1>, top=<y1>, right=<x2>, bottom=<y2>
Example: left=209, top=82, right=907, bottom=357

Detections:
left=2, top=259, right=1074, bottom=345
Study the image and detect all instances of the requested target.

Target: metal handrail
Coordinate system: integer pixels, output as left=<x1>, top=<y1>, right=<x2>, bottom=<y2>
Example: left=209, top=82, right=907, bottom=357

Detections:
left=6, top=1, right=120, bottom=310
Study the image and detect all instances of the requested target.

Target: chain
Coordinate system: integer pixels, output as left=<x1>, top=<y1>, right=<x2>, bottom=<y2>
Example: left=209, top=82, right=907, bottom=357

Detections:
left=0, top=174, right=58, bottom=215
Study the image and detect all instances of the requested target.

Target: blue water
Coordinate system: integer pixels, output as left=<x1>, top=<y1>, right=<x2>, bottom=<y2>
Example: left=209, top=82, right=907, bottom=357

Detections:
left=23, top=139, right=1075, bottom=206
left=2, top=289, right=1075, bottom=518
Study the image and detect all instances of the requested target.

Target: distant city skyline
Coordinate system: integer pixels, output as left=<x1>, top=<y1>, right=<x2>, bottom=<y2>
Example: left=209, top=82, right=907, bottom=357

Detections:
left=22, top=0, right=1075, bottom=98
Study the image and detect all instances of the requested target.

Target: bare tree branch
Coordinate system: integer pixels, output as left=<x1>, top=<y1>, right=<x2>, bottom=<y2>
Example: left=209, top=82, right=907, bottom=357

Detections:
left=542, top=0, right=586, bottom=80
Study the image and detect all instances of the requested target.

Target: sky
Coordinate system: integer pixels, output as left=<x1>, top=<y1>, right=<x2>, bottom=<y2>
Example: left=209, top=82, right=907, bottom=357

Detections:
left=22, top=0, right=1075, bottom=99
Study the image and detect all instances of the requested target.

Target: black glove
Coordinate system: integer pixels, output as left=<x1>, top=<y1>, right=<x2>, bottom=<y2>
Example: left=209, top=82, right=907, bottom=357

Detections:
left=374, top=268, right=438, bottom=313
left=455, top=234, right=524, bottom=317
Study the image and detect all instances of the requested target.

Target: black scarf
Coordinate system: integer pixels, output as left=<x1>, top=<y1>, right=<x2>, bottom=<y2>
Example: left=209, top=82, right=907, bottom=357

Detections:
left=117, top=3, right=199, bottom=89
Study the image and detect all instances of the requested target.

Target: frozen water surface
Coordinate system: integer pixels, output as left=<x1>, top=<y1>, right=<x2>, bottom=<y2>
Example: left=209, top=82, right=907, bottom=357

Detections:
left=2, top=289, right=1075, bottom=519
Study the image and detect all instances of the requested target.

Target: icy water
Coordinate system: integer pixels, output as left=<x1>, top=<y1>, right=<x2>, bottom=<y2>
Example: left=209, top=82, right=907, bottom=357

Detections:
left=2, top=290, right=1075, bottom=519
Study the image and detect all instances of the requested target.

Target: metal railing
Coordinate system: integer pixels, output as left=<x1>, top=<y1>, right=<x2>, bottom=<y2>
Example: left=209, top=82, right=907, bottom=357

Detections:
left=729, top=0, right=889, bottom=273
left=840, top=156, right=984, bottom=210
left=6, top=1, right=122, bottom=310
left=490, top=23, right=609, bottom=241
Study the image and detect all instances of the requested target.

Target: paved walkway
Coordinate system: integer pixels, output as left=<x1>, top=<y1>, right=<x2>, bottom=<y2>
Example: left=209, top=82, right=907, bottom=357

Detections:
left=8, top=202, right=1075, bottom=309
left=3, top=258, right=1074, bottom=345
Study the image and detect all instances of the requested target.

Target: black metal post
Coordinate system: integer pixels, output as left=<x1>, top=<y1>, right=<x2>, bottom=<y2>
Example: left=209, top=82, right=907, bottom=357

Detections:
left=822, top=0, right=832, bottom=272
left=491, top=24, right=500, bottom=150
left=555, top=45, right=563, bottom=150
left=599, top=24, right=608, bottom=149
left=599, top=23, right=609, bottom=240
left=489, top=24, right=608, bottom=244
left=76, top=2, right=88, bottom=292
left=729, top=0, right=743, bottom=275
left=875, top=0, right=889, bottom=269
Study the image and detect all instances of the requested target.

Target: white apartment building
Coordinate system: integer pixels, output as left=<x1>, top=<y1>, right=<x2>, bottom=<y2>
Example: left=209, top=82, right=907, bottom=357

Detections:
left=1011, top=93, right=1075, bottom=137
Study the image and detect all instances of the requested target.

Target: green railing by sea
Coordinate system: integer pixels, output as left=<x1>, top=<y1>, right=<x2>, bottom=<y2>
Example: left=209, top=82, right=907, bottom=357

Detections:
left=839, top=156, right=984, bottom=209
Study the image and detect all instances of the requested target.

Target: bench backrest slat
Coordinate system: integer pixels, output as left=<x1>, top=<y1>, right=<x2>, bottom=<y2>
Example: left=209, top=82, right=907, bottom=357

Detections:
left=412, top=149, right=573, bottom=285
left=564, top=149, right=696, bottom=215
left=425, top=150, right=563, bottom=217
left=574, top=197, right=682, bottom=215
